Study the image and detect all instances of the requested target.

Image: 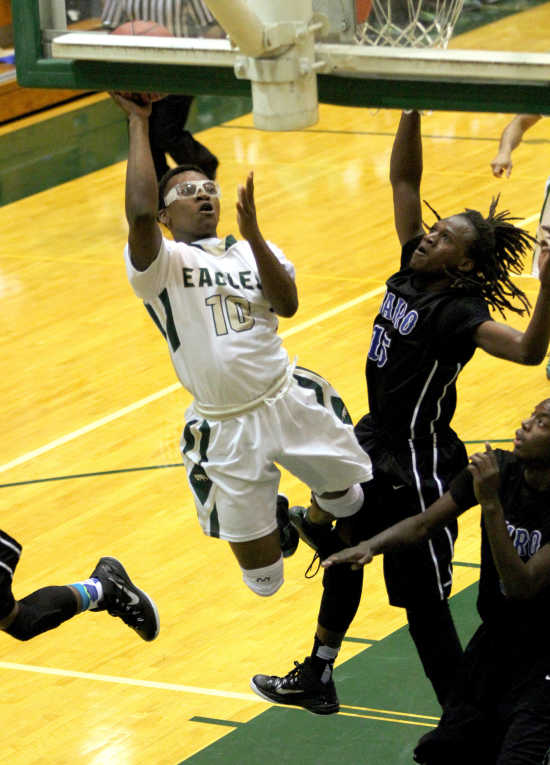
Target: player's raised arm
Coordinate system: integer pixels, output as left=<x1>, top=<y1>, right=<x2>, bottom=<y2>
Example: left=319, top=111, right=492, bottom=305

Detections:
left=110, top=92, right=162, bottom=272
left=474, top=227, right=550, bottom=365
left=490, top=114, right=542, bottom=178
left=236, top=172, right=298, bottom=317
left=389, top=110, right=425, bottom=247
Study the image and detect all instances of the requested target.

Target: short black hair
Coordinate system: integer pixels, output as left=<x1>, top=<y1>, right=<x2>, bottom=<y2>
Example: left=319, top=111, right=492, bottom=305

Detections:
left=158, top=164, right=209, bottom=211
left=424, top=196, right=534, bottom=317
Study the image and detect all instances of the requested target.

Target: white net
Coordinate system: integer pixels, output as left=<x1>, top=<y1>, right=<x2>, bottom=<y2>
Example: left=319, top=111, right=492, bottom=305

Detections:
left=355, top=0, right=464, bottom=48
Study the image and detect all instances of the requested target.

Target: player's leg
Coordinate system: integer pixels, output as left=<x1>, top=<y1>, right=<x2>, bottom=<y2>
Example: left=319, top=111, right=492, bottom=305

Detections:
left=181, top=468, right=291, bottom=597
left=0, top=530, right=90, bottom=640
left=250, top=529, right=362, bottom=714
left=289, top=485, right=366, bottom=554
left=250, top=507, right=366, bottom=714
left=229, top=493, right=301, bottom=595
left=406, top=599, right=463, bottom=706
left=151, top=95, right=219, bottom=180
left=414, top=626, right=504, bottom=764
left=253, top=431, right=465, bottom=713
left=229, top=529, right=285, bottom=597
left=5, top=587, right=81, bottom=641
left=385, top=504, right=463, bottom=706
left=148, top=96, right=189, bottom=181
left=169, top=131, right=219, bottom=180
left=2, top=551, right=159, bottom=642
left=495, top=665, right=550, bottom=765
left=181, top=408, right=303, bottom=595
left=381, top=436, right=467, bottom=705
left=277, top=367, right=372, bottom=553
left=249, top=370, right=373, bottom=710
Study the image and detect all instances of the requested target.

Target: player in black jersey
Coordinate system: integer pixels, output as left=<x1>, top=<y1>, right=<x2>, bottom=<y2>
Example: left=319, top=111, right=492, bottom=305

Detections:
left=0, top=532, right=159, bottom=642
left=322, top=398, right=550, bottom=764
left=250, top=110, right=550, bottom=715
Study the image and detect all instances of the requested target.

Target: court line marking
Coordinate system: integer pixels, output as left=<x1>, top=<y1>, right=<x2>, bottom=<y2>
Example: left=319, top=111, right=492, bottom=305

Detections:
left=0, top=661, right=438, bottom=728
left=339, top=711, right=435, bottom=728
left=0, top=385, right=181, bottom=474
left=191, top=716, right=245, bottom=728
left=0, top=285, right=386, bottom=475
left=0, top=660, right=437, bottom=728
left=0, top=438, right=512, bottom=488
left=521, top=213, right=541, bottom=227
left=0, top=660, right=261, bottom=701
left=341, top=704, right=439, bottom=721
left=220, top=124, right=548, bottom=147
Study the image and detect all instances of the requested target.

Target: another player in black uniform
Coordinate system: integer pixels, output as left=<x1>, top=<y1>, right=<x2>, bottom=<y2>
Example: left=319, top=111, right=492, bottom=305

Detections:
left=322, top=399, right=550, bottom=764
left=251, top=110, right=550, bottom=714
left=0, top=531, right=159, bottom=642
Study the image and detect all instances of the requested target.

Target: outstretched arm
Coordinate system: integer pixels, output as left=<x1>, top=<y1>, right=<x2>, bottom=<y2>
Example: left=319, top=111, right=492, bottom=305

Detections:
left=322, top=491, right=463, bottom=568
left=470, top=443, right=550, bottom=598
left=390, top=110, right=425, bottom=247
left=110, top=92, right=162, bottom=271
left=490, top=114, right=542, bottom=178
left=237, top=172, right=298, bottom=317
left=474, top=230, right=550, bottom=365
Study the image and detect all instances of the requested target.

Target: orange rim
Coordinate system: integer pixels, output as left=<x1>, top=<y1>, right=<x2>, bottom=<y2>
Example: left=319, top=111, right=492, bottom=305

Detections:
left=356, top=0, right=372, bottom=23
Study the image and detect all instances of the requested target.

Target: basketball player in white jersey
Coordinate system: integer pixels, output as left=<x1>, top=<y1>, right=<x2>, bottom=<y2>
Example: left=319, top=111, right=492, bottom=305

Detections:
left=111, top=91, right=372, bottom=598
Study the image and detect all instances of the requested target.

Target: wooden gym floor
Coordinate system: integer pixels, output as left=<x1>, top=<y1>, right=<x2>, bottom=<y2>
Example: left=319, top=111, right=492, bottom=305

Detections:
left=2, top=4, right=550, bottom=763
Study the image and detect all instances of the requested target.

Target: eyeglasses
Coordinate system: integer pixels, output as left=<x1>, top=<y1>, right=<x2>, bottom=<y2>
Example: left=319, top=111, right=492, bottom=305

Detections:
left=164, top=180, right=221, bottom=206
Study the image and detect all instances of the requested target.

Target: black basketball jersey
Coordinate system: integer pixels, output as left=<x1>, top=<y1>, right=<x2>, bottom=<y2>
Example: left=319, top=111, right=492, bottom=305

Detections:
left=366, top=236, right=491, bottom=439
left=450, top=450, right=550, bottom=645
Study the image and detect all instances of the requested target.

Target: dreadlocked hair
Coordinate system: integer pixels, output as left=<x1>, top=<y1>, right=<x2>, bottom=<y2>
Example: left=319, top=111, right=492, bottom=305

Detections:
left=423, top=196, right=534, bottom=317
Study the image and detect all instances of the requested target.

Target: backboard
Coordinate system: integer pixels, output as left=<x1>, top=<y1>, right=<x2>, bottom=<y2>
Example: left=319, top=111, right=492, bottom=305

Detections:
left=11, top=0, right=550, bottom=126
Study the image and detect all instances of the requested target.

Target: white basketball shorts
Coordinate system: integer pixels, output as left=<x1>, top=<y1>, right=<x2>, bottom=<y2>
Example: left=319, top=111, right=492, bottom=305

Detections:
left=180, top=366, right=373, bottom=542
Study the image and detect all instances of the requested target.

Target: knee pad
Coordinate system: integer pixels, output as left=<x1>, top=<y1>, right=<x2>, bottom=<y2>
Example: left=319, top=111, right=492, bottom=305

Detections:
left=314, top=484, right=364, bottom=518
left=242, top=556, right=284, bottom=597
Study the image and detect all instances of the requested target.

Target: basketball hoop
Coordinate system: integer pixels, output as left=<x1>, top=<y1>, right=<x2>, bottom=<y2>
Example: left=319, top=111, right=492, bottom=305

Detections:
left=355, top=0, right=464, bottom=48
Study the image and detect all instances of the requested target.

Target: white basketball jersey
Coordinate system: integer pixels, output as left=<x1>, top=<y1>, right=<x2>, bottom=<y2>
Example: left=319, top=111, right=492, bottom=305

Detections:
left=125, top=235, right=294, bottom=408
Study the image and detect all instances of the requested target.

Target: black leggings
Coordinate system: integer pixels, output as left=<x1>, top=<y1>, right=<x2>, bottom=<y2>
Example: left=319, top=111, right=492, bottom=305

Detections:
left=318, top=555, right=463, bottom=705
left=5, top=586, right=78, bottom=641
left=407, top=600, right=463, bottom=706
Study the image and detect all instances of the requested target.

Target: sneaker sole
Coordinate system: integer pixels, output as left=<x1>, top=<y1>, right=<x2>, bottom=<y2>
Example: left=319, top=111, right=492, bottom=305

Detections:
left=288, top=507, right=325, bottom=553
left=98, top=557, right=160, bottom=642
left=249, top=678, right=339, bottom=715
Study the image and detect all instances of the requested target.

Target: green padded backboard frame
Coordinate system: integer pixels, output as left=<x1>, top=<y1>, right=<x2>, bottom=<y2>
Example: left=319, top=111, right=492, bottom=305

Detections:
left=13, top=0, right=550, bottom=115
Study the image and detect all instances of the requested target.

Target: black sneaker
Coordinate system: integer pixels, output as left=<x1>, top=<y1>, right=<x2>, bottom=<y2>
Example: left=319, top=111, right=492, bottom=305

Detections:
left=0, top=530, right=22, bottom=619
left=289, top=506, right=333, bottom=554
left=277, top=495, right=299, bottom=558
left=90, top=557, right=159, bottom=642
left=250, top=657, right=340, bottom=715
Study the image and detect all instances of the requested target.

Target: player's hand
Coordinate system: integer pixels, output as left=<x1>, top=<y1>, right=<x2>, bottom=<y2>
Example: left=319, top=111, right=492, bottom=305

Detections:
left=322, top=541, right=374, bottom=569
left=110, top=91, right=153, bottom=118
left=468, top=443, right=500, bottom=505
left=537, top=225, right=550, bottom=289
left=236, top=172, right=261, bottom=243
left=490, top=152, right=512, bottom=178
